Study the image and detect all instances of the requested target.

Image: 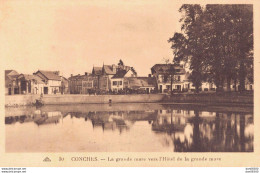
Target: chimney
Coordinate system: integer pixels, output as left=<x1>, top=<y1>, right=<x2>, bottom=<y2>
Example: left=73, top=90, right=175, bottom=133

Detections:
left=148, top=74, right=152, bottom=77
left=112, top=64, right=117, bottom=73
left=78, top=74, right=80, bottom=76
left=71, top=74, right=73, bottom=77
left=85, top=72, right=88, bottom=76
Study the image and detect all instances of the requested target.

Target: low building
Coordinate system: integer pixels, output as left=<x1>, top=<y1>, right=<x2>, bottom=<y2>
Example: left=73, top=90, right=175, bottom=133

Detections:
left=34, top=70, right=62, bottom=94
left=124, top=77, right=157, bottom=94
left=68, top=73, right=98, bottom=94
left=61, top=77, right=69, bottom=94
left=17, top=74, right=45, bottom=94
left=5, top=70, right=20, bottom=95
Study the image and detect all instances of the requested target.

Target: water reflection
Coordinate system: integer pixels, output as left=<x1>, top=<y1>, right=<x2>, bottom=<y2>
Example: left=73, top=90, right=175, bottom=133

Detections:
left=5, top=104, right=253, bottom=152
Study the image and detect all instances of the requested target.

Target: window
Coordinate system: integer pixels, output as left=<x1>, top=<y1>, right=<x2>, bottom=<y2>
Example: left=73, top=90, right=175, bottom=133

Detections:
left=113, top=81, right=117, bottom=86
left=83, top=81, right=93, bottom=88
left=119, top=81, right=122, bottom=85
left=176, top=69, right=180, bottom=72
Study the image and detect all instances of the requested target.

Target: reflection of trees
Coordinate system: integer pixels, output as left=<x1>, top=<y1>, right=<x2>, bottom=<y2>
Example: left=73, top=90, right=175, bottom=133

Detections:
left=5, top=107, right=253, bottom=152
left=172, top=110, right=253, bottom=152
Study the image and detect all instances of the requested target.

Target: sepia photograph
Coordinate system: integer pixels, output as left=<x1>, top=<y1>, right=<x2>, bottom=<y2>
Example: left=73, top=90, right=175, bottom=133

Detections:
left=0, top=0, right=259, bottom=168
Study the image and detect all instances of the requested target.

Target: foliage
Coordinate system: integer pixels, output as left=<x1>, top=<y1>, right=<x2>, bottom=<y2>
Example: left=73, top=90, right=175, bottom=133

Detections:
left=168, top=4, right=253, bottom=93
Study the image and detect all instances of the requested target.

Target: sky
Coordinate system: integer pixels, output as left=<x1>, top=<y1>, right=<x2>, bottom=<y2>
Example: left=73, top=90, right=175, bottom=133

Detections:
left=0, top=0, right=182, bottom=78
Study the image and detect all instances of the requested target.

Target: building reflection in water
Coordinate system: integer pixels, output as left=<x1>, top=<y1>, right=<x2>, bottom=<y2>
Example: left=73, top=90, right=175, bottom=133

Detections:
left=5, top=110, right=61, bottom=126
left=5, top=105, right=253, bottom=152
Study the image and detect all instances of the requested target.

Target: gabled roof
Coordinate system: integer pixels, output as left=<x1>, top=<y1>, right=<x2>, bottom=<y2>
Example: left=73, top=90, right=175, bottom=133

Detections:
left=36, top=70, right=61, bottom=81
left=92, top=67, right=103, bottom=75
left=103, top=65, right=116, bottom=75
left=5, top=70, right=19, bottom=77
left=151, top=64, right=186, bottom=75
left=61, top=76, right=68, bottom=81
left=5, top=70, right=19, bottom=87
left=125, top=77, right=157, bottom=88
left=68, top=74, right=97, bottom=80
left=112, top=70, right=128, bottom=79
left=18, top=74, right=44, bottom=84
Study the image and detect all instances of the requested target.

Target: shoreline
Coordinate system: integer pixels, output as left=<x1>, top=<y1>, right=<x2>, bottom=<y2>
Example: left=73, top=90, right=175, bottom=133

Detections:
left=5, top=93, right=253, bottom=107
left=5, top=102, right=253, bottom=118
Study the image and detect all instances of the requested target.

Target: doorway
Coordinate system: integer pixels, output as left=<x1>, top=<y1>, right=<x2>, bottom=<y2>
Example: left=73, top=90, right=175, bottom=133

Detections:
left=176, top=85, right=181, bottom=91
left=44, top=87, right=48, bottom=94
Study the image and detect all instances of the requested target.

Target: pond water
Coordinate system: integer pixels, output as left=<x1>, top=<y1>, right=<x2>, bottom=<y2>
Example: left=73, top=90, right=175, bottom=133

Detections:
left=5, top=103, right=253, bottom=152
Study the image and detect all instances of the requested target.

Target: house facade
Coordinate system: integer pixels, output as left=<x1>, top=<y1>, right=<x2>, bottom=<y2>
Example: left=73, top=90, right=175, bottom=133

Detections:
left=151, top=64, right=187, bottom=93
left=68, top=73, right=98, bottom=94
left=92, top=64, right=136, bottom=91
left=5, top=70, right=20, bottom=95
left=124, top=77, right=157, bottom=94
left=17, top=74, right=45, bottom=94
left=110, top=69, right=136, bottom=92
left=61, top=77, right=69, bottom=94
left=34, top=70, right=62, bottom=94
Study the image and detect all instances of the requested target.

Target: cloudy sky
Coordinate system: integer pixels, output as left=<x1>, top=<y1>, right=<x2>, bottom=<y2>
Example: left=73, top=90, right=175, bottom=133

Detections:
left=0, top=0, right=182, bottom=77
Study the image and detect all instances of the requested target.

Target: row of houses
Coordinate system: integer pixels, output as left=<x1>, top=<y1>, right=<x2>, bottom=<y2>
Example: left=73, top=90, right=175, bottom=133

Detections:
left=68, top=64, right=157, bottom=94
left=67, top=63, right=218, bottom=94
left=5, top=62, right=254, bottom=95
left=5, top=70, right=69, bottom=95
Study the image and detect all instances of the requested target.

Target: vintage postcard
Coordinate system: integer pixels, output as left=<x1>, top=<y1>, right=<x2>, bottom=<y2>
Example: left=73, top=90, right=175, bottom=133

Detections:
left=0, top=0, right=259, bottom=167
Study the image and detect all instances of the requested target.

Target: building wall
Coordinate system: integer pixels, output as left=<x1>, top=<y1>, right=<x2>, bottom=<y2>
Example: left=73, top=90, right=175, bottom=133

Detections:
left=69, top=75, right=99, bottom=94
left=155, top=73, right=187, bottom=93
left=99, top=76, right=109, bottom=91
left=48, top=80, right=61, bottom=87
left=111, top=78, right=124, bottom=91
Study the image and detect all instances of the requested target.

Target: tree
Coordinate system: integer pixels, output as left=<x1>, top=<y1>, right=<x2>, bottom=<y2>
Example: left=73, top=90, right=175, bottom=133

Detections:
left=169, top=5, right=205, bottom=93
left=169, top=4, right=253, bottom=93
left=203, top=5, right=253, bottom=92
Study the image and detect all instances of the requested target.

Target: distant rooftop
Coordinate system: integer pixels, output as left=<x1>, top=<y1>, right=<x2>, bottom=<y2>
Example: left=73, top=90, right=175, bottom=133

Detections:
left=36, top=70, right=61, bottom=81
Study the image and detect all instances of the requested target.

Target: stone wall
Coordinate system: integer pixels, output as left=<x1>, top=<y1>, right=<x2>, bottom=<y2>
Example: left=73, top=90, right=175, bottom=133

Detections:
left=5, top=95, right=40, bottom=107
left=41, top=94, right=165, bottom=105
left=5, top=94, right=165, bottom=106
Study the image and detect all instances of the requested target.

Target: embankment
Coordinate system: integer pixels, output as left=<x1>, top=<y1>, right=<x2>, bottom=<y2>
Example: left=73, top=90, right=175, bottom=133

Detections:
left=5, top=95, right=40, bottom=107
left=163, top=93, right=253, bottom=105
left=5, top=94, right=165, bottom=107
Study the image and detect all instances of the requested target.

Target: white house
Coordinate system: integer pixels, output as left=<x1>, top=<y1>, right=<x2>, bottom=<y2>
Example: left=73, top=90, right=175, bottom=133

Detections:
left=34, top=70, right=61, bottom=94
left=151, top=64, right=187, bottom=93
